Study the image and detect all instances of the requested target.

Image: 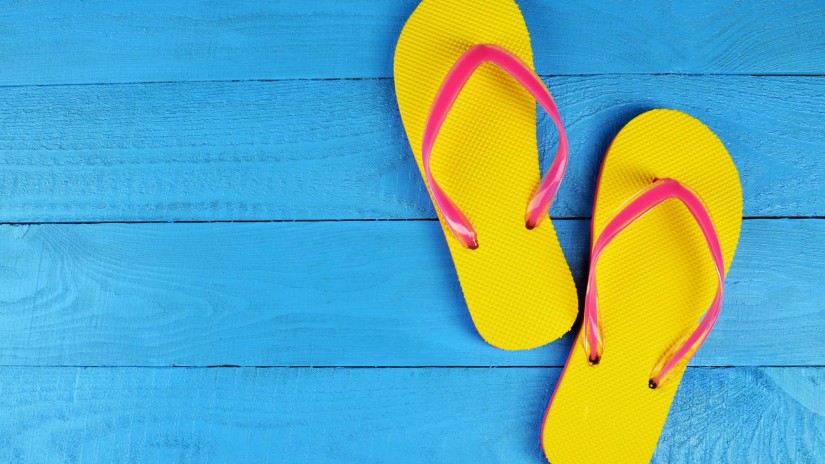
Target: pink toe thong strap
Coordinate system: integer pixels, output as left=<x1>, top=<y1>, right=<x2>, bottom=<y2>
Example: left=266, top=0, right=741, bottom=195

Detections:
left=582, top=178, right=726, bottom=389
left=421, top=44, right=569, bottom=249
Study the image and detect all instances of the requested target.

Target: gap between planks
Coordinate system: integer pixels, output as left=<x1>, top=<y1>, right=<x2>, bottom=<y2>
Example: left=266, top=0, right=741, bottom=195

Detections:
left=0, top=365, right=822, bottom=369
left=0, top=217, right=821, bottom=226
left=0, top=73, right=821, bottom=91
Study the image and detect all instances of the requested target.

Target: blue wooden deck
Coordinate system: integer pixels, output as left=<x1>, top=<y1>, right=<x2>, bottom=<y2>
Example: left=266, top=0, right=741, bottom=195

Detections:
left=0, top=1, right=822, bottom=462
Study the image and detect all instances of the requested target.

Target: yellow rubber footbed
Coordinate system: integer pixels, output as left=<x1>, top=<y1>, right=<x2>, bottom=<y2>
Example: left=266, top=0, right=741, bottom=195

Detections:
left=393, top=0, right=578, bottom=350
left=542, top=109, right=743, bottom=463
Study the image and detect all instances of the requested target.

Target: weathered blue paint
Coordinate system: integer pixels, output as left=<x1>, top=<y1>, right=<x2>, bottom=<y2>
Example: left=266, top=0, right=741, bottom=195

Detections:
left=0, top=1, right=822, bottom=84
left=0, top=76, right=823, bottom=222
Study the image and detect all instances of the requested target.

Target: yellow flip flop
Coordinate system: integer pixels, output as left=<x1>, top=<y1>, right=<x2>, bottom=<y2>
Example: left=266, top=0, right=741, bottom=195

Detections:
left=541, top=109, right=743, bottom=462
left=393, top=0, right=578, bottom=351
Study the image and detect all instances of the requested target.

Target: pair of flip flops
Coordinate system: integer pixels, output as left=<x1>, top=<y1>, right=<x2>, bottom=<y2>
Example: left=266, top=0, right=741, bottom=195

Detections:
left=394, top=0, right=743, bottom=462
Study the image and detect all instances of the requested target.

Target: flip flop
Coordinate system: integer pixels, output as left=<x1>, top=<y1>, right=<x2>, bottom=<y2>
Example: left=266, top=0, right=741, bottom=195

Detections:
left=393, top=0, right=578, bottom=350
left=541, top=109, right=743, bottom=462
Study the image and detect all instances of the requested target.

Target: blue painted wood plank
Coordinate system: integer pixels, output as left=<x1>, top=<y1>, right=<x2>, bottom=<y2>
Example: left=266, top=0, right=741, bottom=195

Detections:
left=0, top=219, right=820, bottom=367
left=0, top=76, right=822, bottom=222
left=0, top=1, right=823, bottom=85
left=0, top=366, right=820, bottom=463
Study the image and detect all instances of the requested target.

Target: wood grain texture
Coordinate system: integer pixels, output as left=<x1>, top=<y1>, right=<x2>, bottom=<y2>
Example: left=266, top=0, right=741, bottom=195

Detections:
left=0, top=75, right=823, bottom=223
left=0, top=366, right=821, bottom=463
left=0, top=0, right=823, bottom=85
left=0, top=219, right=820, bottom=367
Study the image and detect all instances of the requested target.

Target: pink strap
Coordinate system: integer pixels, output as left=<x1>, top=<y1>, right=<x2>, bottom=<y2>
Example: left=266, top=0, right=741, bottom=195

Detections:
left=582, top=178, right=725, bottom=389
left=421, top=44, right=569, bottom=249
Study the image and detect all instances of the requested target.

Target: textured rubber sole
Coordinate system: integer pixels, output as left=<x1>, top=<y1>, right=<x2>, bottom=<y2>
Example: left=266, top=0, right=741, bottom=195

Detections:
left=393, top=0, right=578, bottom=350
left=542, top=109, right=743, bottom=462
